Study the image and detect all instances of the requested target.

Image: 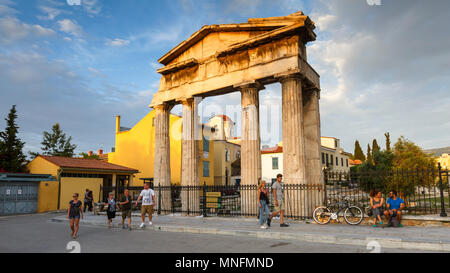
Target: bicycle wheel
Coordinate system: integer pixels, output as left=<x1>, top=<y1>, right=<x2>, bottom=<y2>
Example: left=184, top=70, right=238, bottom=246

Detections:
left=313, top=206, right=331, bottom=225
left=344, top=206, right=363, bottom=225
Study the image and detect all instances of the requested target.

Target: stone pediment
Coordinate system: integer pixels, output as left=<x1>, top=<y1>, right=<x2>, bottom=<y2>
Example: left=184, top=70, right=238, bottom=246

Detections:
left=151, top=11, right=319, bottom=107
left=158, top=11, right=315, bottom=67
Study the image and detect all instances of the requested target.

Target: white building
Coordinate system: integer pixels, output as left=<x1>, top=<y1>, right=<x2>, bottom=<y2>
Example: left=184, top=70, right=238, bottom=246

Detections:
left=261, top=137, right=351, bottom=183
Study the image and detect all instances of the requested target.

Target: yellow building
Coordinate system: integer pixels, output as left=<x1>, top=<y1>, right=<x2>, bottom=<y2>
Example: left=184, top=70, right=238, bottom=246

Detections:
left=27, top=155, right=138, bottom=211
left=213, top=140, right=241, bottom=186
left=438, top=153, right=450, bottom=170
left=108, top=110, right=215, bottom=186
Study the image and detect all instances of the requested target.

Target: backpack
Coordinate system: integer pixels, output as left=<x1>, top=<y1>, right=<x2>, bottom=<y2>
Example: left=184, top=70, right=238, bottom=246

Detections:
left=388, top=212, right=399, bottom=227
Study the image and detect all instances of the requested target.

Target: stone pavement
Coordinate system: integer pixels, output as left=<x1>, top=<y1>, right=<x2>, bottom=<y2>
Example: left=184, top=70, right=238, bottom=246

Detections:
left=51, top=212, right=450, bottom=252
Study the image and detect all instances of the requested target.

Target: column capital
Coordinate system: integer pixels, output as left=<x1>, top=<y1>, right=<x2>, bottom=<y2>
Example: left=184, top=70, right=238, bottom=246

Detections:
left=234, top=81, right=265, bottom=91
left=153, top=102, right=174, bottom=112
left=277, top=72, right=303, bottom=84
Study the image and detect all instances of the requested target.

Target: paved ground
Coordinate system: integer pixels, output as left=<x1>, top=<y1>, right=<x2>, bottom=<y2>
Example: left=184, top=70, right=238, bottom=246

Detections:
left=0, top=213, right=447, bottom=253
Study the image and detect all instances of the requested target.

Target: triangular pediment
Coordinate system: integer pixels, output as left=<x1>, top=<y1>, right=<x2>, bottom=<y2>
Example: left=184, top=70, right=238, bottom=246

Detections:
left=158, top=11, right=315, bottom=66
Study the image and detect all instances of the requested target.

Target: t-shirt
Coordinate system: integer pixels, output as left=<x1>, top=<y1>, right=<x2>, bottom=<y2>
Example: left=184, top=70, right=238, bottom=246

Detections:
left=387, top=197, right=404, bottom=210
left=69, top=200, right=82, bottom=217
left=120, top=195, right=132, bottom=210
left=107, top=198, right=117, bottom=212
left=272, top=182, right=284, bottom=202
left=140, top=189, right=155, bottom=206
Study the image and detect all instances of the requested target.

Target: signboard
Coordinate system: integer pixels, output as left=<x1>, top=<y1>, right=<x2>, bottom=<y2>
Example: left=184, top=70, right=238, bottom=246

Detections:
left=6, top=189, right=11, bottom=195
left=206, top=203, right=221, bottom=209
left=206, top=192, right=221, bottom=209
left=206, top=192, right=221, bottom=198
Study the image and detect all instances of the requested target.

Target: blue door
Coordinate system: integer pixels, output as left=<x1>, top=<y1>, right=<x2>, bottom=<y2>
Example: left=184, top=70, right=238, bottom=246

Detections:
left=0, top=182, right=39, bottom=216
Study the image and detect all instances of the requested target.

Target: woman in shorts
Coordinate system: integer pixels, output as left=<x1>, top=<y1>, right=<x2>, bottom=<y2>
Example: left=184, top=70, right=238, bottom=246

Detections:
left=67, top=193, right=83, bottom=239
left=105, top=192, right=119, bottom=228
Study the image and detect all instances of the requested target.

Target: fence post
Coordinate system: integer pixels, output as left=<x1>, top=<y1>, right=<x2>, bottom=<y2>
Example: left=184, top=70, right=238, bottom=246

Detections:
left=158, top=183, right=161, bottom=215
left=203, top=182, right=207, bottom=217
left=438, top=163, right=448, bottom=217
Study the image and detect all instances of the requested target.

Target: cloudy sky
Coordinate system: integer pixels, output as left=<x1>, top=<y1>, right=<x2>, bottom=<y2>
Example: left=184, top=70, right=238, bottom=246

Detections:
left=1, top=0, right=449, bottom=157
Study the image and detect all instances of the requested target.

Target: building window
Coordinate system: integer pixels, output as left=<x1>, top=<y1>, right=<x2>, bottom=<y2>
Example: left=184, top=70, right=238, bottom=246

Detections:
left=225, top=148, right=230, bottom=162
left=341, top=158, right=344, bottom=166
left=272, top=157, right=279, bottom=170
left=330, top=155, right=334, bottom=165
left=346, top=159, right=349, bottom=167
left=203, top=161, right=210, bottom=177
left=236, top=151, right=241, bottom=159
left=322, top=153, right=325, bottom=164
left=203, top=136, right=209, bottom=152
left=326, top=154, right=329, bottom=165
left=336, top=157, right=339, bottom=166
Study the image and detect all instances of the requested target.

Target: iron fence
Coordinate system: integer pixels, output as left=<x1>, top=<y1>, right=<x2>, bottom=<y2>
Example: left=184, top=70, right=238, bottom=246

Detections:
left=98, top=165, right=449, bottom=219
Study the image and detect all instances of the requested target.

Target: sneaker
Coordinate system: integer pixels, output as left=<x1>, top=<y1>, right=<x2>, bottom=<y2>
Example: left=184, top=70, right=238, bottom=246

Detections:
left=260, top=225, right=267, bottom=229
left=148, top=221, right=153, bottom=226
left=139, top=222, right=145, bottom=228
left=398, top=223, right=403, bottom=227
left=122, top=225, right=126, bottom=229
left=379, top=221, right=383, bottom=225
left=280, top=223, right=289, bottom=227
left=373, top=225, right=377, bottom=227
left=267, top=218, right=271, bottom=227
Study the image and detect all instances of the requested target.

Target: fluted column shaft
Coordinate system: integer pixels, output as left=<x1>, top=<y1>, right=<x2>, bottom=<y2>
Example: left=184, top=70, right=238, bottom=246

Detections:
left=154, top=103, right=172, bottom=214
left=181, top=98, right=200, bottom=215
left=281, top=75, right=307, bottom=217
left=240, top=84, right=262, bottom=216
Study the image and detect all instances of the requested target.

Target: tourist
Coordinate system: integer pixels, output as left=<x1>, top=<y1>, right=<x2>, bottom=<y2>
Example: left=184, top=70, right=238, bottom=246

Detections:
left=384, top=190, right=405, bottom=227
left=67, top=193, right=83, bottom=240
left=136, top=183, right=156, bottom=228
left=105, top=192, right=119, bottom=229
left=87, top=190, right=94, bottom=212
left=120, top=189, right=133, bottom=230
left=257, top=179, right=270, bottom=229
left=268, top=174, right=289, bottom=227
left=369, top=189, right=384, bottom=227
left=83, top=189, right=90, bottom=213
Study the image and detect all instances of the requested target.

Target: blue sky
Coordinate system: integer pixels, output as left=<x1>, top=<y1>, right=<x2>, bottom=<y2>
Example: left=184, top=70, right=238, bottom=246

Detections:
left=1, top=0, right=450, bottom=157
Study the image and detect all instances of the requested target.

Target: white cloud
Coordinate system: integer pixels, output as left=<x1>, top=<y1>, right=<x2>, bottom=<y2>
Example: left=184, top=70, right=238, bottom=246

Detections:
left=0, top=0, right=17, bottom=15
left=82, top=0, right=101, bottom=16
left=0, top=16, right=56, bottom=44
left=105, top=38, right=130, bottom=47
left=58, top=19, right=82, bottom=36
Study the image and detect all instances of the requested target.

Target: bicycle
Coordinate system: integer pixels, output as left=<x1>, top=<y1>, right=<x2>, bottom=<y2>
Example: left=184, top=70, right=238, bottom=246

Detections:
left=313, top=196, right=364, bottom=225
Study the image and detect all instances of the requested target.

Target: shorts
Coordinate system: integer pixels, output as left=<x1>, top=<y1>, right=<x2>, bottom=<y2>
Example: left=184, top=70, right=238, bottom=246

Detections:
left=141, top=205, right=154, bottom=216
left=69, top=215, right=80, bottom=220
left=121, top=209, right=132, bottom=219
left=274, top=201, right=285, bottom=212
left=107, top=210, right=116, bottom=220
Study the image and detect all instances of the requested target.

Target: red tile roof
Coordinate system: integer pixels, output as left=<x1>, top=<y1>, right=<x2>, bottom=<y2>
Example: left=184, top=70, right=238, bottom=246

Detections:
left=349, top=159, right=363, bottom=165
left=262, top=146, right=283, bottom=154
left=39, top=155, right=138, bottom=173
left=215, top=115, right=233, bottom=122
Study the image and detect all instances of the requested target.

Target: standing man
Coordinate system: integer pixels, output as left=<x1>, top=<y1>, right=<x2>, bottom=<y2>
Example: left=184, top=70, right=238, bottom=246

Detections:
left=383, top=190, right=405, bottom=227
left=136, top=183, right=155, bottom=228
left=120, top=189, right=132, bottom=230
left=268, top=174, right=289, bottom=227
left=83, top=189, right=90, bottom=213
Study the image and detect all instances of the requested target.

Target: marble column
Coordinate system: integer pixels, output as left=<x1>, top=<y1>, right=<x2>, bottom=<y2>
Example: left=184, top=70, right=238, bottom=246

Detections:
left=281, top=75, right=307, bottom=218
left=181, top=98, right=200, bottom=215
left=302, top=88, right=324, bottom=215
left=240, top=83, right=263, bottom=217
left=154, top=103, right=173, bottom=215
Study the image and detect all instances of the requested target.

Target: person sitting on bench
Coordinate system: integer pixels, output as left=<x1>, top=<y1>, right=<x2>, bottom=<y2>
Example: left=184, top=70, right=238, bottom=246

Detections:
left=384, top=190, right=405, bottom=227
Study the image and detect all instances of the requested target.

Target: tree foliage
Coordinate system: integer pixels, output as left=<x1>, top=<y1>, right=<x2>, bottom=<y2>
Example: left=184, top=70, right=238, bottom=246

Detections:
left=31, top=123, right=77, bottom=158
left=384, top=132, right=391, bottom=151
left=353, top=140, right=366, bottom=161
left=0, top=105, right=27, bottom=173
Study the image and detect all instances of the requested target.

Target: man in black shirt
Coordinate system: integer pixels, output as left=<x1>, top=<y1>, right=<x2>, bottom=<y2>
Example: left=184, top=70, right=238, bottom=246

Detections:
left=120, top=189, right=133, bottom=230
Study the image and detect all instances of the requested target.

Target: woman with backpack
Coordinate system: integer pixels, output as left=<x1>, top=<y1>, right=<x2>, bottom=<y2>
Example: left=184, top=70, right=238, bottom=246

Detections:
left=105, top=192, right=119, bottom=229
left=257, top=179, right=271, bottom=229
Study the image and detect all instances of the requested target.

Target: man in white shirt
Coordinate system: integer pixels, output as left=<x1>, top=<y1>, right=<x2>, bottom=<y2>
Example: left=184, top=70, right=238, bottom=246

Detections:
left=136, top=183, right=156, bottom=228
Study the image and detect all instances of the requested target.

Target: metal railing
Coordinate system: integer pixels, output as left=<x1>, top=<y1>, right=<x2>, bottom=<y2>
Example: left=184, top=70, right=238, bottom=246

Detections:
left=98, top=165, right=449, bottom=219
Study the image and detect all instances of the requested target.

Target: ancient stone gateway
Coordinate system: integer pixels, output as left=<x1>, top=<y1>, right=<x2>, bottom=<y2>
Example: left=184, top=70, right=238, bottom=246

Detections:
left=150, top=11, right=323, bottom=217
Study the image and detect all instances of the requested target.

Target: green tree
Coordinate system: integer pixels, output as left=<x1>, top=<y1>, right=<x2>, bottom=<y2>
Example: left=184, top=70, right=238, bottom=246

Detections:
left=31, top=123, right=77, bottom=158
left=353, top=140, right=366, bottom=161
left=0, top=105, right=27, bottom=173
left=392, top=136, right=436, bottom=169
left=384, top=132, right=391, bottom=151
left=80, top=152, right=99, bottom=159
left=366, top=144, right=373, bottom=165
left=372, top=139, right=381, bottom=154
